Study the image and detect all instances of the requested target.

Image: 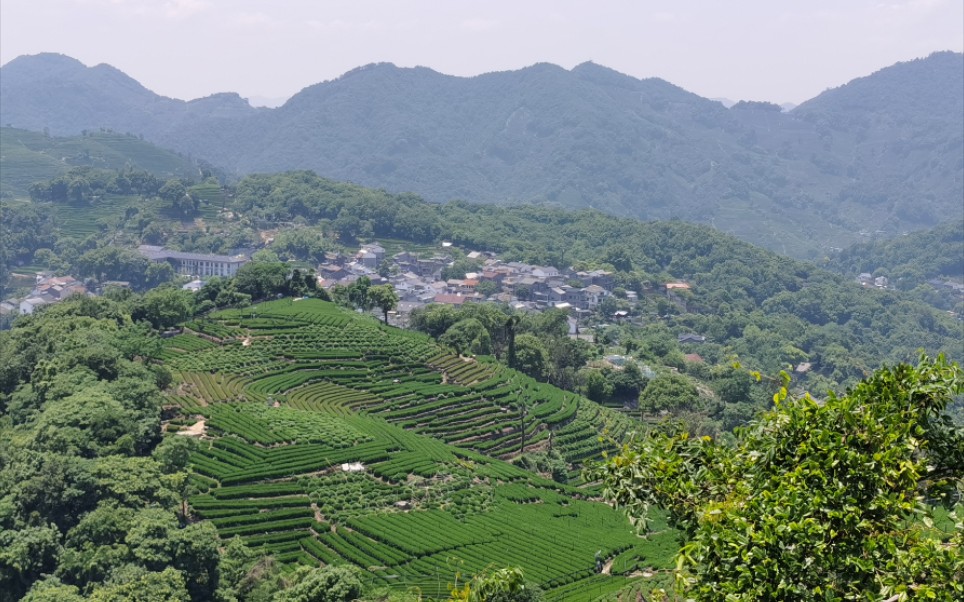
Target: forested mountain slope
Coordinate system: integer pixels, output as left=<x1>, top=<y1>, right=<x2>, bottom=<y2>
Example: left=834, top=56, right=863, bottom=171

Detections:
left=2, top=52, right=961, bottom=257
left=825, top=219, right=964, bottom=312
left=827, top=219, right=964, bottom=285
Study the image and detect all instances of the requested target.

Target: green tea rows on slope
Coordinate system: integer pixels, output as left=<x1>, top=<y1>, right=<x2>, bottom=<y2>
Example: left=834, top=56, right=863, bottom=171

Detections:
left=160, top=299, right=668, bottom=599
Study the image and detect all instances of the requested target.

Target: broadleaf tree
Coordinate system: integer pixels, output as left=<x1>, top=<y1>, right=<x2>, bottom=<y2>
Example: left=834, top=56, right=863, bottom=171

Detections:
left=586, top=354, right=964, bottom=601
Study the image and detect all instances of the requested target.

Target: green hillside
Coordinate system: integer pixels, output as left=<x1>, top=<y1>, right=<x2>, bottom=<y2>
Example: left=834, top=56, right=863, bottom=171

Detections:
left=825, top=219, right=964, bottom=313
left=158, top=298, right=674, bottom=599
left=1, top=261, right=957, bottom=600
left=827, top=219, right=964, bottom=286
left=0, top=127, right=213, bottom=198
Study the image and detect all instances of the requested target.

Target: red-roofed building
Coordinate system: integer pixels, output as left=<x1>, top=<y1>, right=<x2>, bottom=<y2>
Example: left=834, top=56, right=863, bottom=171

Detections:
left=434, top=294, right=476, bottom=306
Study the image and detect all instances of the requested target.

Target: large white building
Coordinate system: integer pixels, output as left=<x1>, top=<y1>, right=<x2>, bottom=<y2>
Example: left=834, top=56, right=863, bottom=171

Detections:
left=138, top=245, right=249, bottom=278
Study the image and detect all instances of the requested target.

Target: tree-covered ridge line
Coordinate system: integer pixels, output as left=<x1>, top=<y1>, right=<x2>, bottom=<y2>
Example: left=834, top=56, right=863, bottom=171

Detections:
left=3, top=52, right=962, bottom=256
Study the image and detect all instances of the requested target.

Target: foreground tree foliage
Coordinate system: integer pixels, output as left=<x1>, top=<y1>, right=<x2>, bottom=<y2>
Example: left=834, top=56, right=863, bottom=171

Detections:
left=272, top=565, right=364, bottom=602
left=587, top=355, right=964, bottom=601
left=368, top=284, right=400, bottom=325
left=448, top=566, right=542, bottom=602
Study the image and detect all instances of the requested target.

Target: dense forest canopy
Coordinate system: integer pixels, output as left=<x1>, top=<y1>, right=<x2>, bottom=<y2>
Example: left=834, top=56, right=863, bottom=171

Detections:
left=0, top=296, right=231, bottom=601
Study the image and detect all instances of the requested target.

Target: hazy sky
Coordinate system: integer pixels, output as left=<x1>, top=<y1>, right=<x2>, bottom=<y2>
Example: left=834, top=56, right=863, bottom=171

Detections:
left=2, top=0, right=962, bottom=106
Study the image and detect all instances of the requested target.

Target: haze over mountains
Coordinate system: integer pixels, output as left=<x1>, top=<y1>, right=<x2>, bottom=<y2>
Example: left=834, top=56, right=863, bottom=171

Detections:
left=2, top=51, right=961, bottom=257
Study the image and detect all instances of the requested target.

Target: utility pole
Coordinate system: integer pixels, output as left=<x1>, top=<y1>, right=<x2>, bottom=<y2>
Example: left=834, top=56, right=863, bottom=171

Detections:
left=519, top=402, right=528, bottom=455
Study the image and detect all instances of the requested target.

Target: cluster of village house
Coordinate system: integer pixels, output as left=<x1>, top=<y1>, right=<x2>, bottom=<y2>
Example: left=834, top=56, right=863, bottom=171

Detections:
left=2, top=242, right=719, bottom=335
left=6, top=243, right=958, bottom=383
left=316, top=242, right=643, bottom=325
left=1, top=274, right=88, bottom=316
left=1, top=242, right=704, bottom=329
left=321, top=244, right=729, bottom=343
left=856, top=273, right=890, bottom=289
left=856, top=271, right=964, bottom=303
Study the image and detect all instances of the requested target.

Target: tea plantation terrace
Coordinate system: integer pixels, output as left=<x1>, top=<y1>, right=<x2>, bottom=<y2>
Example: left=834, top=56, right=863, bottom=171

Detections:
left=158, top=299, right=674, bottom=599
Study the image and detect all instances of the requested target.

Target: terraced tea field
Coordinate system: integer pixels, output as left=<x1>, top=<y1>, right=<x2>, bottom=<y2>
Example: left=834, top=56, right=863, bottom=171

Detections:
left=4, top=193, right=227, bottom=251
left=0, top=127, right=205, bottom=197
left=161, top=299, right=675, bottom=599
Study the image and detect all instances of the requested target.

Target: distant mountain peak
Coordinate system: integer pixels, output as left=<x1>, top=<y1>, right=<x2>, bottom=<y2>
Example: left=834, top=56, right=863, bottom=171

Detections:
left=571, top=60, right=613, bottom=73
left=86, top=62, right=155, bottom=94
left=186, top=92, right=261, bottom=117
left=188, top=91, right=250, bottom=105
left=1, top=52, right=87, bottom=79
left=342, top=61, right=400, bottom=75
left=3, top=52, right=85, bottom=68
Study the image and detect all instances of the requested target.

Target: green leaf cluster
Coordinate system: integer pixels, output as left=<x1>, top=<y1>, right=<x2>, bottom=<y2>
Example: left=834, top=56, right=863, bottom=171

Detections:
left=588, top=355, right=964, bottom=601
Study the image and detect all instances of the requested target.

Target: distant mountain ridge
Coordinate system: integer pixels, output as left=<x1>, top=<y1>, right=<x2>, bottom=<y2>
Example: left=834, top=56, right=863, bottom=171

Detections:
left=2, top=51, right=961, bottom=257
left=0, top=53, right=262, bottom=141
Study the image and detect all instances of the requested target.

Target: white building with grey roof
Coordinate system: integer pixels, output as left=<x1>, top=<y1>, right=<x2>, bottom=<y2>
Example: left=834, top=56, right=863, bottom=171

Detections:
left=138, top=245, right=249, bottom=278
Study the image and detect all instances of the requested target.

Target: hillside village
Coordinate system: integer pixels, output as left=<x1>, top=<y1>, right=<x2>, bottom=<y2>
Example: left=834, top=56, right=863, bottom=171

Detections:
left=0, top=239, right=649, bottom=326
left=6, top=235, right=962, bottom=335
left=0, top=273, right=88, bottom=316
left=319, top=242, right=631, bottom=323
